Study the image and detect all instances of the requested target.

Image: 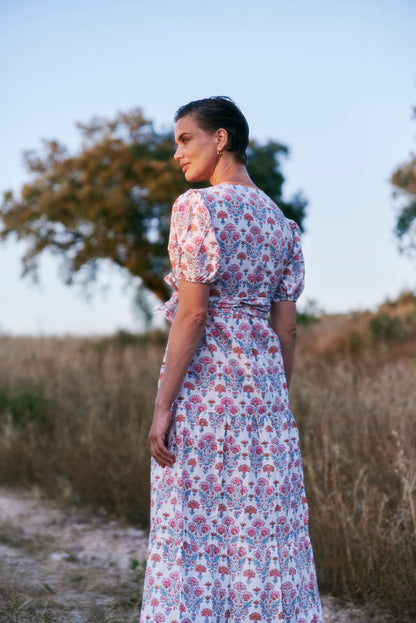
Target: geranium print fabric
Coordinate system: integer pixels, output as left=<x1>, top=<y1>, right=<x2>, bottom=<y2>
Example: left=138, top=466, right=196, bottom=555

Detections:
left=140, top=184, right=323, bottom=623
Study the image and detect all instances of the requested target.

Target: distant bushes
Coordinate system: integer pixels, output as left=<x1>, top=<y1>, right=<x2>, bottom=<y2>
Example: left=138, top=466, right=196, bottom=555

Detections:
left=296, top=298, right=322, bottom=326
left=369, top=290, right=416, bottom=342
left=369, top=312, right=416, bottom=342
left=96, top=328, right=168, bottom=349
left=0, top=384, right=52, bottom=431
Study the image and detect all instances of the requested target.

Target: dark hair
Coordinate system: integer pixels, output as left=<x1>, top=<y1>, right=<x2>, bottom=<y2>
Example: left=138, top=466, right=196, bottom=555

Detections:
left=174, top=96, right=249, bottom=164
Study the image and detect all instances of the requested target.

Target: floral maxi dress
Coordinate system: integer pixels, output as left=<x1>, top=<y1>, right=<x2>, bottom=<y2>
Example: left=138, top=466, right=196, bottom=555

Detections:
left=140, top=183, right=323, bottom=623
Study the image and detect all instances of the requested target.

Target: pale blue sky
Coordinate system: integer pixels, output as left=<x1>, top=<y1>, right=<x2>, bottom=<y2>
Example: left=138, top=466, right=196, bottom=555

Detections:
left=1, top=0, right=416, bottom=334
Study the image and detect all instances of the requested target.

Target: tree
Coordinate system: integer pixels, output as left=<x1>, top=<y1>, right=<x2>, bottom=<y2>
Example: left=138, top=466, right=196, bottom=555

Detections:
left=0, top=109, right=307, bottom=302
left=247, top=140, right=307, bottom=225
left=392, top=105, right=416, bottom=255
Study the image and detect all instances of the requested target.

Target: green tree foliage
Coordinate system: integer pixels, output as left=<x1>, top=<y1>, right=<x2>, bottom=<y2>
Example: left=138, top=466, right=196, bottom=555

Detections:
left=0, top=109, right=307, bottom=301
left=392, top=105, right=416, bottom=255
left=247, top=140, right=307, bottom=225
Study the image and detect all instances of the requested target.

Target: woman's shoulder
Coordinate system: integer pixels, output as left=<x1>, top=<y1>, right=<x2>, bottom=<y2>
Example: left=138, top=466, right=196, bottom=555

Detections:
left=171, top=189, right=213, bottom=226
left=176, top=185, right=225, bottom=202
left=172, top=188, right=206, bottom=215
left=173, top=187, right=224, bottom=216
left=173, top=187, right=202, bottom=205
left=284, top=218, right=302, bottom=242
left=186, top=184, right=264, bottom=208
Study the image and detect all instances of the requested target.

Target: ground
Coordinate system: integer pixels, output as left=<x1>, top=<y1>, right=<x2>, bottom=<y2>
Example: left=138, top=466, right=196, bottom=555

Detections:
left=0, top=486, right=392, bottom=623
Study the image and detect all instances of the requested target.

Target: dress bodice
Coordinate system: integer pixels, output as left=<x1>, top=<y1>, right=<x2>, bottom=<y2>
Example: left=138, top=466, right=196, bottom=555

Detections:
left=162, top=183, right=304, bottom=323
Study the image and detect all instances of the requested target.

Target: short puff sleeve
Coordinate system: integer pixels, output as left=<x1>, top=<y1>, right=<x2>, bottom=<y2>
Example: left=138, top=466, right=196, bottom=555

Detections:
left=167, top=190, right=220, bottom=284
left=273, top=220, right=305, bottom=302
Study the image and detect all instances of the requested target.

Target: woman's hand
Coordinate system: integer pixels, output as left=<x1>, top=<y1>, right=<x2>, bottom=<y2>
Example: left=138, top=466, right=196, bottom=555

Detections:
left=148, top=405, right=175, bottom=468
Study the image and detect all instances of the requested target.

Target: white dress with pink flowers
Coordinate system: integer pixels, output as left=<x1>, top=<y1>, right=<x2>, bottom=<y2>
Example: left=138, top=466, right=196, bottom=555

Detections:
left=140, top=184, right=323, bottom=623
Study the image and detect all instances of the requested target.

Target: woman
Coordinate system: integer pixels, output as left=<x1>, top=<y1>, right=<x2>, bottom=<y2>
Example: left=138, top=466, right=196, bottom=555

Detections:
left=140, top=97, right=323, bottom=623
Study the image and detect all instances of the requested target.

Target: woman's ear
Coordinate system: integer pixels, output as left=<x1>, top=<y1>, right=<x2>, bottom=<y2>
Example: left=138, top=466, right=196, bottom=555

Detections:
left=215, top=128, right=228, bottom=152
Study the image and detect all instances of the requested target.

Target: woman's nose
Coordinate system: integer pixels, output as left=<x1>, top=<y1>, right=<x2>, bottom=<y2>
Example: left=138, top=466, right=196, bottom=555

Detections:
left=174, top=146, right=182, bottom=161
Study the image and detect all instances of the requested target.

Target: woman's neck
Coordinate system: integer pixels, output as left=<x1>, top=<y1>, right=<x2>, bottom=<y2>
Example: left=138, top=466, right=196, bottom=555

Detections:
left=209, top=158, right=255, bottom=188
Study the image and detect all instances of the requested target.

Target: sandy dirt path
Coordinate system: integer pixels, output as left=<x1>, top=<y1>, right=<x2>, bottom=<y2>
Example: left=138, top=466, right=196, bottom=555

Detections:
left=0, top=486, right=390, bottom=622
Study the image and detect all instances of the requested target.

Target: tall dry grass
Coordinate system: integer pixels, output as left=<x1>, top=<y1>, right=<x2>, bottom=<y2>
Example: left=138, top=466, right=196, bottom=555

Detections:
left=292, top=297, right=416, bottom=618
left=0, top=332, right=165, bottom=524
left=292, top=353, right=416, bottom=617
left=0, top=305, right=415, bottom=618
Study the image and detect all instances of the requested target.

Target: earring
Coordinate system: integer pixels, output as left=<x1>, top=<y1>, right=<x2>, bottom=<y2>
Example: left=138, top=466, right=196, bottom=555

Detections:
left=217, top=150, right=223, bottom=157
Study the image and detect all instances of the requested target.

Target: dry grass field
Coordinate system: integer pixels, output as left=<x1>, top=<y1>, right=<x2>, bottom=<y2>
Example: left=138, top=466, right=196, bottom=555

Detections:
left=0, top=293, right=415, bottom=620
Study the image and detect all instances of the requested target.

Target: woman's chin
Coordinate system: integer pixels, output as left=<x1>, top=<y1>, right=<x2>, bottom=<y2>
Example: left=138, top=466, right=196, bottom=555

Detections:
left=184, top=170, right=196, bottom=182
left=184, top=171, right=207, bottom=184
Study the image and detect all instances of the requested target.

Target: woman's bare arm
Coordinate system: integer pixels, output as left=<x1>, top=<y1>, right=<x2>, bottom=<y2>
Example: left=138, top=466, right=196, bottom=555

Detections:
left=149, top=280, right=210, bottom=468
left=270, top=301, right=297, bottom=389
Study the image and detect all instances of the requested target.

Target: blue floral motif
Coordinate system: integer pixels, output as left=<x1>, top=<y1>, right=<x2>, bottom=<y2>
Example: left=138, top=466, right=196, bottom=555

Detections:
left=198, top=473, right=222, bottom=512
left=183, top=576, right=205, bottom=613
left=195, top=432, right=218, bottom=471
left=223, top=434, right=243, bottom=477
left=260, top=581, right=282, bottom=619
left=245, top=518, right=272, bottom=549
left=224, top=476, right=248, bottom=513
left=203, top=543, right=221, bottom=570
left=159, top=571, right=181, bottom=614
left=229, top=581, right=253, bottom=619
left=254, top=477, right=276, bottom=510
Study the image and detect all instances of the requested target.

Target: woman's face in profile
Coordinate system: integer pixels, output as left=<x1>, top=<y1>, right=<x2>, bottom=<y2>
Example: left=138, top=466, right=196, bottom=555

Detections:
left=174, top=115, right=219, bottom=183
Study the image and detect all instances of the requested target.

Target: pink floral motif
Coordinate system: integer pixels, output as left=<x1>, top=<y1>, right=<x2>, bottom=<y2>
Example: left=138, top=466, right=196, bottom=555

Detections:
left=141, top=184, right=322, bottom=622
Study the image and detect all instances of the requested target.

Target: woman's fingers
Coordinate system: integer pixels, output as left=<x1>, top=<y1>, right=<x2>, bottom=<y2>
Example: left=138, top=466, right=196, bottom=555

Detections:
left=149, top=407, right=175, bottom=468
left=149, top=431, right=175, bottom=468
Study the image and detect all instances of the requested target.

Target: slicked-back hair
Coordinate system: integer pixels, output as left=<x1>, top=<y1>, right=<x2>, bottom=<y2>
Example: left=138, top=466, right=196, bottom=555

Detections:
left=174, top=96, right=249, bottom=164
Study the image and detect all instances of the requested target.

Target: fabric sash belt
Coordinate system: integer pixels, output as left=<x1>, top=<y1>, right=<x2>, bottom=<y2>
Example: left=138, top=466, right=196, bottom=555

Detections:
left=208, top=301, right=270, bottom=319
left=156, top=294, right=270, bottom=323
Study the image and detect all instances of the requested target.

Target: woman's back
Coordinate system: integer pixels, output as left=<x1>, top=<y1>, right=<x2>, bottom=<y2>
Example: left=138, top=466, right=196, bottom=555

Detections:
left=168, top=183, right=304, bottom=314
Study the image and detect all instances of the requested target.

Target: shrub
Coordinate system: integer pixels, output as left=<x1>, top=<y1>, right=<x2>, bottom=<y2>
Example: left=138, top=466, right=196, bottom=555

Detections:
left=296, top=298, right=322, bottom=326
left=369, top=314, right=405, bottom=342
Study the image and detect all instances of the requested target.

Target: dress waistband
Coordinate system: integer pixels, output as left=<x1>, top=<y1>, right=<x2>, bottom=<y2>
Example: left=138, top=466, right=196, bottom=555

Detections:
left=156, top=294, right=270, bottom=324
left=208, top=301, right=270, bottom=319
